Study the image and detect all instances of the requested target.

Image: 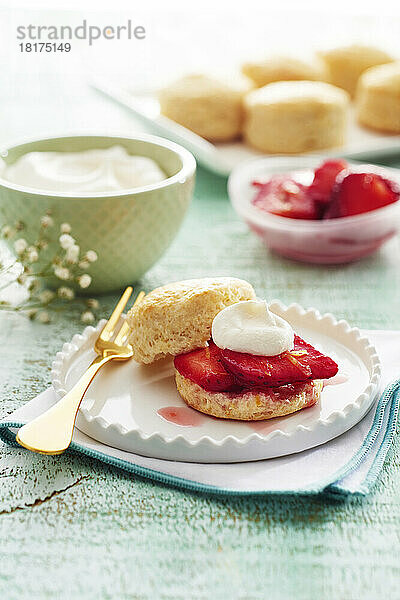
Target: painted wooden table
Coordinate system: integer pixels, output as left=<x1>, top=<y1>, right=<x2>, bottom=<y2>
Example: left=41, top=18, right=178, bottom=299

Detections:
left=1, top=74, right=400, bottom=599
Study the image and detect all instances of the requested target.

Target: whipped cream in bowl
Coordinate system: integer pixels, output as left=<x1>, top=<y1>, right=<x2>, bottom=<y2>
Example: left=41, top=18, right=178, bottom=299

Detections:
left=0, top=134, right=196, bottom=293
left=212, top=300, right=294, bottom=356
left=0, top=145, right=166, bottom=194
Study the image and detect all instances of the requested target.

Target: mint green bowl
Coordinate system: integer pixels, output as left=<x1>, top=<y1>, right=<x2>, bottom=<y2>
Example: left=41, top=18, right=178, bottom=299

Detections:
left=0, top=134, right=196, bottom=294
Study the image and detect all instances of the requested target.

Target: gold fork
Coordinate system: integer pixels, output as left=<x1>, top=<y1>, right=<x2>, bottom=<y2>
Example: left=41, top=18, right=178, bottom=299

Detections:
left=16, top=287, right=145, bottom=455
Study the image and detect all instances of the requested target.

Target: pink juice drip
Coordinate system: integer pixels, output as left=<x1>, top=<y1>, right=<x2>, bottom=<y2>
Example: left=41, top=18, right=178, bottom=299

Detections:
left=322, top=373, right=348, bottom=387
left=157, top=406, right=207, bottom=427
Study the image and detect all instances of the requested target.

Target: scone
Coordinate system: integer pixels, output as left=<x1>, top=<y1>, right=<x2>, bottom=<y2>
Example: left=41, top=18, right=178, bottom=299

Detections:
left=318, top=44, right=394, bottom=97
left=242, top=55, right=326, bottom=88
left=127, top=277, right=256, bottom=363
left=243, top=81, right=349, bottom=154
left=127, top=279, right=338, bottom=422
left=158, top=74, right=251, bottom=142
left=173, top=324, right=338, bottom=421
left=356, top=62, right=400, bottom=133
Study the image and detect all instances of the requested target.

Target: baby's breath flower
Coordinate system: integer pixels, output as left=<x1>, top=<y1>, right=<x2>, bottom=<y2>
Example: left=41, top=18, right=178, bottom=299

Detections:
left=1, top=213, right=99, bottom=323
left=26, top=246, right=39, bottom=263
left=78, top=259, right=90, bottom=270
left=58, top=286, right=75, bottom=300
left=54, top=265, right=70, bottom=280
left=86, top=250, right=98, bottom=263
left=28, top=279, right=40, bottom=292
left=86, top=298, right=99, bottom=310
left=81, top=310, right=95, bottom=324
left=39, top=290, right=55, bottom=304
left=40, top=215, right=54, bottom=228
left=59, top=233, right=75, bottom=249
left=1, top=225, right=13, bottom=239
left=37, top=239, right=48, bottom=250
left=78, top=274, right=91, bottom=289
left=37, top=311, right=50, bottom=324
left=14, top=238, right=28, bottom=255
left=66, top=244, right=80, bottom=264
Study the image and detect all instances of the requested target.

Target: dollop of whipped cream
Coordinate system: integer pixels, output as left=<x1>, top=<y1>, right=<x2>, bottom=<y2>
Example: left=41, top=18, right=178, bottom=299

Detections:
left=0, top=145, right=166, bottom=193
left=212, top=300, right=294, bottom=356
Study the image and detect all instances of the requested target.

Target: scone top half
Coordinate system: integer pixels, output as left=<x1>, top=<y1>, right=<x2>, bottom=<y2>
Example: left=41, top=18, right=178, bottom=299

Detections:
left=127, top=277, right=256, bottom=364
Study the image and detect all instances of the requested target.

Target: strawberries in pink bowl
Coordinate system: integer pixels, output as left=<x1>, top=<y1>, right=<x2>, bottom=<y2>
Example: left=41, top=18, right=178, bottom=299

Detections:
left=228, top=157, right=400, bottom=264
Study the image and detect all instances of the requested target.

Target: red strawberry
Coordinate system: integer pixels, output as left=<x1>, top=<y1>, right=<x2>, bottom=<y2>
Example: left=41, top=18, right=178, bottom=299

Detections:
left=174, top=341, right=238, bottom=392
left=252, top=175, right=318, bottom=220
left=324, top=171, right=399, bottom=219
left=219, top=335, right=338, bottom=388
left=308, top=159, right=348, bottom=208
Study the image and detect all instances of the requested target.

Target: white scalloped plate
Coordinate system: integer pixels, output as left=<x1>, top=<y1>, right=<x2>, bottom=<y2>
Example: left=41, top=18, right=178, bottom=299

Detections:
left=51, top=302, right=381, bottom=463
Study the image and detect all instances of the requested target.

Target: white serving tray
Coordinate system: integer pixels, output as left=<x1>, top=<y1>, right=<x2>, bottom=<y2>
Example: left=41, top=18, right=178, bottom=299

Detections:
left=51, top=302, right=381, bottom=463
left=92, top=76, right=400, bottom=177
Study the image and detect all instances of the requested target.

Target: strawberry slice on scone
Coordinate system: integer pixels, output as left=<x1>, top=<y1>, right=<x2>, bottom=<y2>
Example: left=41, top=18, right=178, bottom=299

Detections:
left=174, top=336, right=338, bottom=391
left=219, top=335, right=338, bottom=388
left=174, top=341, right=238, bottom=392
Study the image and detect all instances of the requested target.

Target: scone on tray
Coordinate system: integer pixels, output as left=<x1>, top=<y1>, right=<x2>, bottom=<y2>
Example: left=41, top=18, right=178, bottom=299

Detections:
left=243, top=80, right=349, bottom=154
left=318, top=44, right=394, bottom=97
left=158, top=74, right=252, bottom=142
left=242, top=55, right=326, bottom=88
left=128, top=278, right=338, bottom=422
left=127, top=277, right=256, bottom=364
left=356, top=62, right=400, bottom=133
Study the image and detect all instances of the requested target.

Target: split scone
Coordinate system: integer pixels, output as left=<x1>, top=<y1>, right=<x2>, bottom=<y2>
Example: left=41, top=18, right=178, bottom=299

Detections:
left=356, top=62, right=400, bottom=133
left=158, top=74, right=252, bottom=142
left=242, top=55, right=326, bottom=88
left=128, top=279, right=338, bottom=421
left=318, top=44, right=394, bottom=97
left=243, top=81, right=349, bottom=154
left=127, top=277, right=256, bottom=364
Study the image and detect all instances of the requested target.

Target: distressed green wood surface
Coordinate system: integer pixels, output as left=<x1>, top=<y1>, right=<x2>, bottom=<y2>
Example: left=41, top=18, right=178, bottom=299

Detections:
left=1, top=74, right=400, bottom=600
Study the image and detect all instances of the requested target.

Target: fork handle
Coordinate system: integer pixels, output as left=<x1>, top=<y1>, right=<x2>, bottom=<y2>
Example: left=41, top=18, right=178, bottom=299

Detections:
left=16, top=355, right=111, bottom=455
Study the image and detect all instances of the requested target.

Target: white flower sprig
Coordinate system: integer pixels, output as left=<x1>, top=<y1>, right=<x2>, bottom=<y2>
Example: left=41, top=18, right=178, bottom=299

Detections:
left=0, top=213, right=100, bottom=324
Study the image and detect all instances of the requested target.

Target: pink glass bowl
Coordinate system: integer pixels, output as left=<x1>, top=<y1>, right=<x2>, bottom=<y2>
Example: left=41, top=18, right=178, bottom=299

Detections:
left=228, top=156, right=400, bottom=264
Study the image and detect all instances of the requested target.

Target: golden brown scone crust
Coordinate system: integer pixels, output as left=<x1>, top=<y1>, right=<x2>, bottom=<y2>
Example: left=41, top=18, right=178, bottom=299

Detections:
left=243, top=80, right=349, bottom=154
left=158, top=74, right=252, bottom=142
left=127, top=277, right=256, bottom=364
left=175, top=371, right=323, bottom=421
left=242, top=55, right=326, bottom=88
left=356, top=62, right=400, bottom=133
left=318, top=44, right=394, bottom=97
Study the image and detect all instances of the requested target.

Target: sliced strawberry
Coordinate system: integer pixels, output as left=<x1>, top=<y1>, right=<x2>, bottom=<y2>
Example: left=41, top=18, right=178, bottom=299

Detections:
left=174, top=341, right=239, bottom=392
left=219, top=335, right=338, bottom=388
left=308, top=159, right=348, bottom=212
left=252, top=175, right=318, bottom=220
left=324, top=171, right=399, bottom=219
